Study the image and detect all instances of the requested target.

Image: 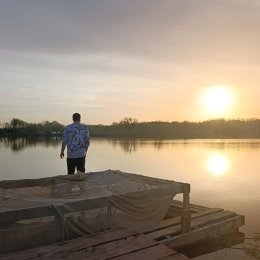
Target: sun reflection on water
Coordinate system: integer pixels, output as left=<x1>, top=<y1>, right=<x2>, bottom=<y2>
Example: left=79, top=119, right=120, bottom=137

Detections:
left=206, top=154, right=229, bottom=178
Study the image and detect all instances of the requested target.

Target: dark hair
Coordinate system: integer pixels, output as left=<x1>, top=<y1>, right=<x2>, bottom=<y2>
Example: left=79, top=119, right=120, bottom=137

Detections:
left=72, top=113, right=81, bottom=122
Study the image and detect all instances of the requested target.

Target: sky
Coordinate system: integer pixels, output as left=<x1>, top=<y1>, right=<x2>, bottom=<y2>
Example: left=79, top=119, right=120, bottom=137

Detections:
left=0, top=0, right=260, bottom=125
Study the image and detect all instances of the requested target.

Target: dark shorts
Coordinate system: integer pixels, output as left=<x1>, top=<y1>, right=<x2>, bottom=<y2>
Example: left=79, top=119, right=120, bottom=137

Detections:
left=67, top=156, right=85, bottom=175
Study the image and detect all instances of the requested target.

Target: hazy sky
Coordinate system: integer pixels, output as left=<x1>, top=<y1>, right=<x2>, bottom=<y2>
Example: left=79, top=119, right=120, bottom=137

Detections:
left=0, top=0, right=259, bottom=124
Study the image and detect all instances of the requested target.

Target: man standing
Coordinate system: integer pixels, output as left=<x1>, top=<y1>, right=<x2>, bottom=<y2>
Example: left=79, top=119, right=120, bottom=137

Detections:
left=60, top=113, right=90, bottom=174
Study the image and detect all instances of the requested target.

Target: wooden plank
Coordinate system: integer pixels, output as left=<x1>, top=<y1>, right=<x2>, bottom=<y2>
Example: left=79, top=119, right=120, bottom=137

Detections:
left=144, top=208, right=223, bottom=234
left=0, top=196, right=108, bottom=225
left=120, top=172, right=185, bottom=194
left=0, top=229, right=139, bottom=260
left=0, top=174, right=81, bottom=189
left=116, top=185, right=183, bottom=199
left=162, top=215, right=245, bottom=250
left=113, top=244, right=177, bottom=260
left=55, top=233, right=159, bottom=260
left=171, top=200, right=209, bottom=211
left=0, top=177, right=54, bottom=189
left=0, top=205, right=56, bottom=225
left=8, top=234, right=160, bottom=260
left=171, top=200, right=209, bottom=212
left=148, top=210, right=236, bottom=240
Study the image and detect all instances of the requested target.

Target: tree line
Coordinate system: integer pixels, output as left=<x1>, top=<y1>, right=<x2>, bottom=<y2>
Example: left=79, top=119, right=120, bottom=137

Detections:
left=1, top=117, right=260, bottom=138
left=0, top=118, right=64, bottom=137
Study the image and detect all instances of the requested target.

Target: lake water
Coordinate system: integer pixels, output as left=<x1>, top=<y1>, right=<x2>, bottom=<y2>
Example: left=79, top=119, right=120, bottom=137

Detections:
left=0, top=138, right=259, bottom=240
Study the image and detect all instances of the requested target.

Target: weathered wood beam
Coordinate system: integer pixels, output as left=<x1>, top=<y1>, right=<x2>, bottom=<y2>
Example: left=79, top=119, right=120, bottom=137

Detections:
left=0, top=205, right=55, bottom=226
left=181, top=183, right=191, bottom=233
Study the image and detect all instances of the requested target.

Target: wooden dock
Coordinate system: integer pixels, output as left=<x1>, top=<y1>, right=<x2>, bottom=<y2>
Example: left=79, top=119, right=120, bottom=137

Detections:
left=0, top=171, right=245, bottom=259
left=0, top=200, right=244, bottom=260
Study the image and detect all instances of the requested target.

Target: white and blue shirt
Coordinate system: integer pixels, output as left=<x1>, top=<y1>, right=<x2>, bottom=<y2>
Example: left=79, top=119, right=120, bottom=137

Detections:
left=62, top=123, right=90, bottom=158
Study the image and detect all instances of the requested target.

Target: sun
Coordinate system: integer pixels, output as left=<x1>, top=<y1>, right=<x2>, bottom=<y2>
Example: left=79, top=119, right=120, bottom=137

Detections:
left=202, top=86, right=233, bottom=115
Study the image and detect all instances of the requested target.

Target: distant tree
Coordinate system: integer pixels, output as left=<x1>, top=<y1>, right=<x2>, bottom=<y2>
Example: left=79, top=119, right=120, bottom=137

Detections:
left=10, top=118, right=27, bottom=129
left=119, top=117, right=138, bottom=125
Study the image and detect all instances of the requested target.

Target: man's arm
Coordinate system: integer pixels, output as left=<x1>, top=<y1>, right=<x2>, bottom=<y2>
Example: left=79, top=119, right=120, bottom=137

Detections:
left=60, top=129, right=67, bottom=159
left=60, top=143, right=66, bottom=158
left=85, top=127, right=90, bottom=154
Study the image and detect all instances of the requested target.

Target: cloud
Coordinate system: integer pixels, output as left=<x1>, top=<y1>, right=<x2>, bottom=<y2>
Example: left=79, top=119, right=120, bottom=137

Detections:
left=0, top=0, right=259, bottom=65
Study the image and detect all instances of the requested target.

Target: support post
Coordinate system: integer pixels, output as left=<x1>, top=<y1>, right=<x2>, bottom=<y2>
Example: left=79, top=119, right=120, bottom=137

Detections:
left=181, top=183, right=191, bottom=233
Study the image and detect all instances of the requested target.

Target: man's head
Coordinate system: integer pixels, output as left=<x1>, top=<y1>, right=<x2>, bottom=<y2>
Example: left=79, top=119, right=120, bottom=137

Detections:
left=72, top=113, right=81, bottom=122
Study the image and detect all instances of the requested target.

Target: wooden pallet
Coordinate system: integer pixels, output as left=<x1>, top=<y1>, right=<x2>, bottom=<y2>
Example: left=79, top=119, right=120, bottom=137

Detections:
left=0, top=229, right=189, bottom=260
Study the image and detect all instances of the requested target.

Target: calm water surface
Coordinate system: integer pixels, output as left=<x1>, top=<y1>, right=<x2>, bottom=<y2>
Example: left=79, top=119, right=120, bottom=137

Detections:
left=0, top=138, right=259, bottom=238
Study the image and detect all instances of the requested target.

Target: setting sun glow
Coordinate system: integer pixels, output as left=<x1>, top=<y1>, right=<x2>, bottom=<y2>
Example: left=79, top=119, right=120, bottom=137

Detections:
left=202, top=86, right=233, bottom=116
left=207, top=154, right=229, bottom=178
